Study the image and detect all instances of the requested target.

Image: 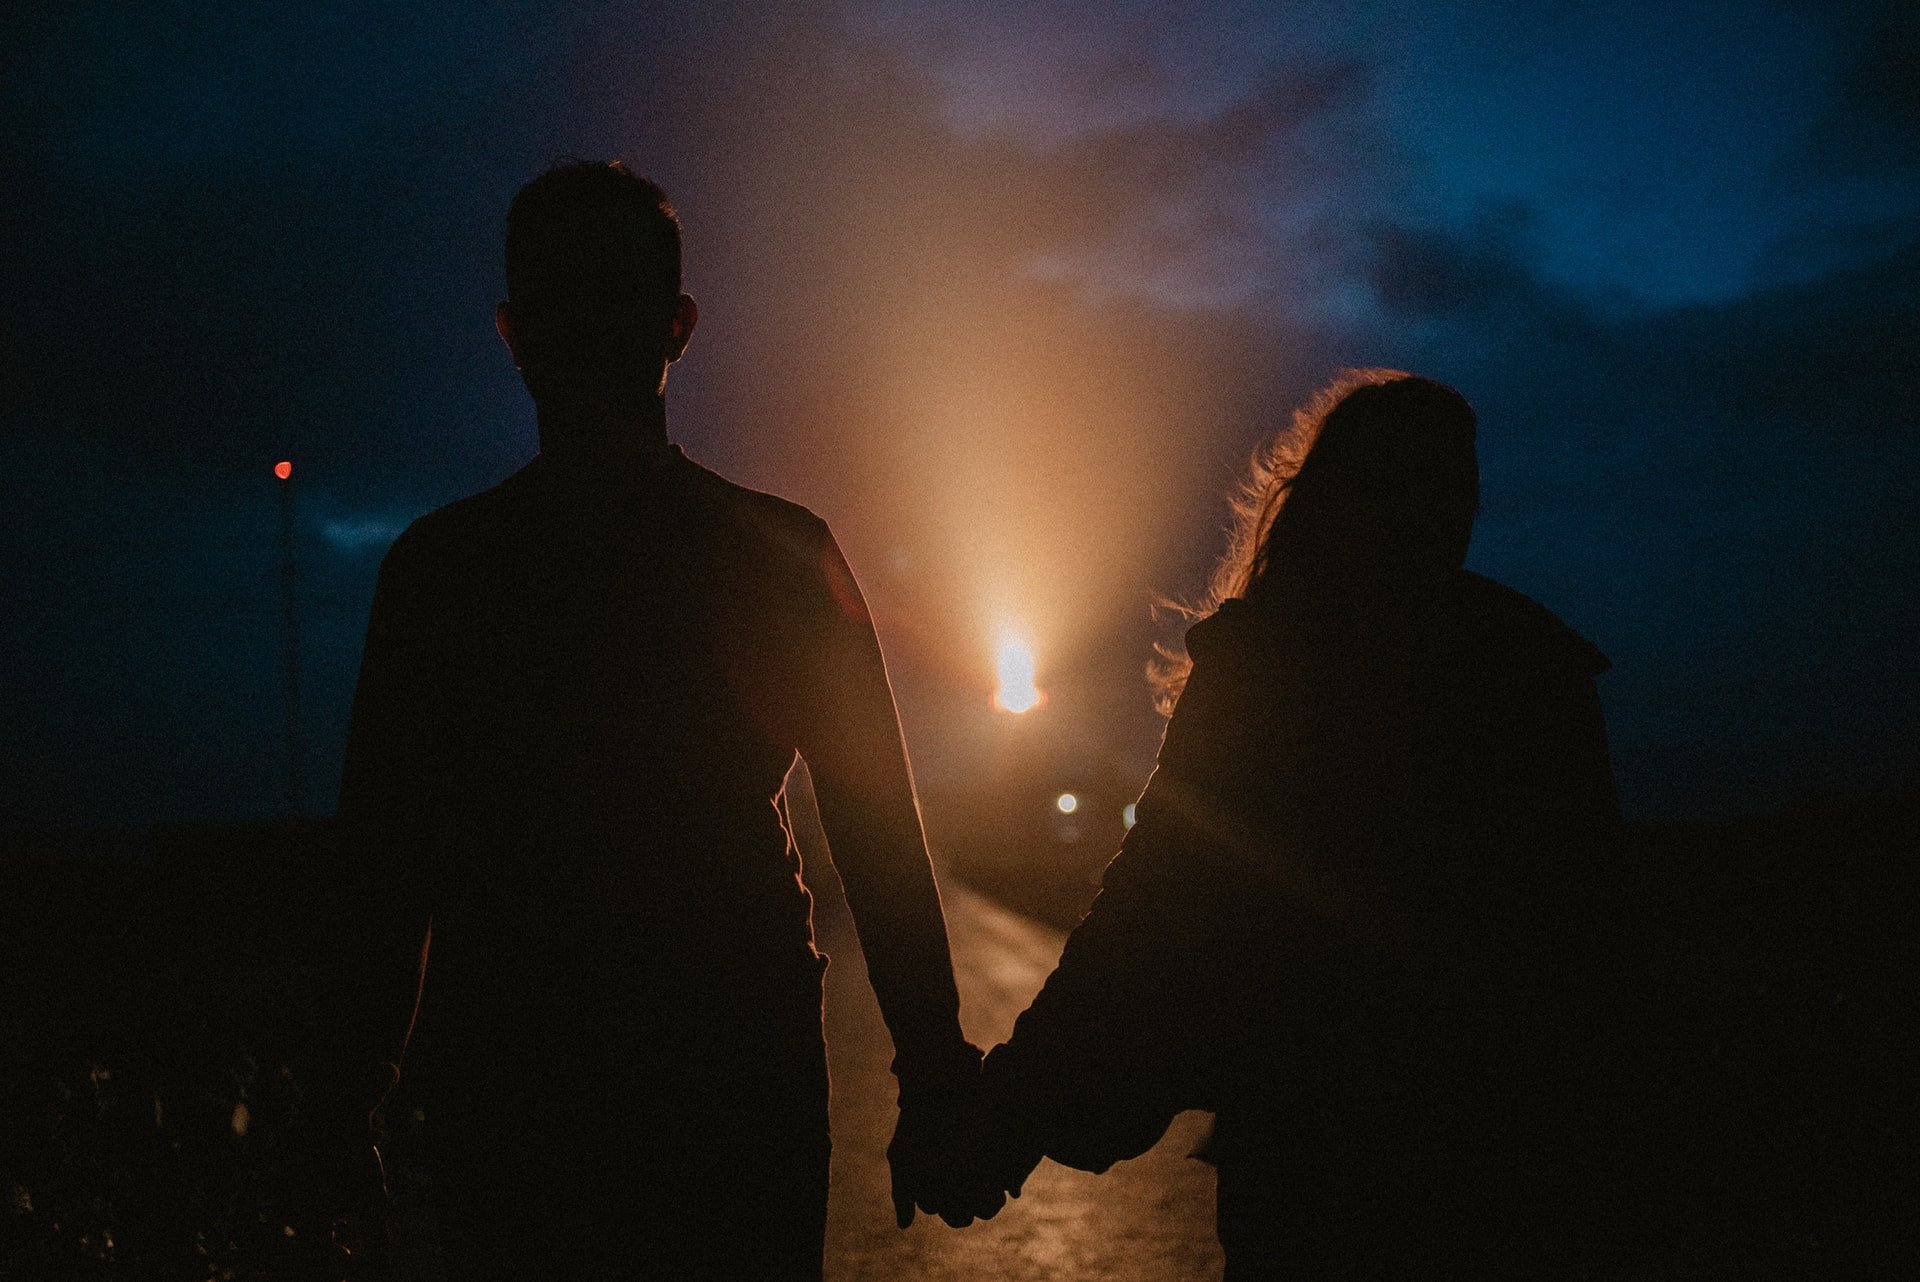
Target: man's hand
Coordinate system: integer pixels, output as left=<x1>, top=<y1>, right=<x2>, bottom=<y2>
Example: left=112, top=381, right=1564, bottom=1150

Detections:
left=887, top=1079, right=1042, bottom=1229
left=888, top=1087, right=999, bottom=1229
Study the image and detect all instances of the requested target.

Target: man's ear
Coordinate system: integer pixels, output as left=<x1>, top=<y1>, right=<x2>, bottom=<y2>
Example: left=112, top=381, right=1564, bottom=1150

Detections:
left=495, top=300, right=520, bottom=367
left=666, top=293, right=698, bottom=364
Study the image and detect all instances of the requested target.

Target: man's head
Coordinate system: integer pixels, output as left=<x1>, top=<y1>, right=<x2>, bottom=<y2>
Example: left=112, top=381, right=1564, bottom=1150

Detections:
left=496, top=160, right=697, bottom=415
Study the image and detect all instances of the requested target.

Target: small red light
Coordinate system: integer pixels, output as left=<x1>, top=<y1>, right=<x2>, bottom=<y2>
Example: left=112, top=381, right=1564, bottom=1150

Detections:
left=274, top=461, right=293, bottom=480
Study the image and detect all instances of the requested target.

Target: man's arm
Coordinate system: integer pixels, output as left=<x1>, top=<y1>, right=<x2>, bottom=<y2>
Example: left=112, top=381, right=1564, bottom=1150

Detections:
left=330, top=528, right=443, bottom=1093
left=783, top=523, right=997, bottom=1225
left=788, top=525, right=974, bottom=1087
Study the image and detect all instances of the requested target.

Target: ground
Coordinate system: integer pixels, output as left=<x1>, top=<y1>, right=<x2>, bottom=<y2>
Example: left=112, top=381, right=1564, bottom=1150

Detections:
left=8, top=795, right=1904, bottom=1275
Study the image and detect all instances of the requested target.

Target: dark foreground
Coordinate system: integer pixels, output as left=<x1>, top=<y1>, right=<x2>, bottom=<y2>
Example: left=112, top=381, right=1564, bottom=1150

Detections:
left=3, top=792, right=1911, bottom=1277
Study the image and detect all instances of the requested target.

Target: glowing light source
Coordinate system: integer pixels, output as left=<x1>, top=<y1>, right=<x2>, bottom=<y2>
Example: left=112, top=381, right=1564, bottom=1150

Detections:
left=993, top=636, right=1042, bottom=713
left=1122, top=802, right=1137, bottom=828
left=1055, top=792, right=1079, bottom=814
left=274, top=460, right=293, bottom=480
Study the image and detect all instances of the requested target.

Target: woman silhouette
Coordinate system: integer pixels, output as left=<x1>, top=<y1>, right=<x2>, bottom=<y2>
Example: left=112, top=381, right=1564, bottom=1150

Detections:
left=974, top=371, right=1630, bottom=1276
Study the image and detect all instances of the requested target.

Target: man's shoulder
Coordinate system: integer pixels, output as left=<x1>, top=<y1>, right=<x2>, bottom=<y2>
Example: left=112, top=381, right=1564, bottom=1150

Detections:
left=379, top=467, right=534, bottom=570
left=674, top=451, right=831, bottom=547
left=669, top=452, right=853, bottom=604
left=378, top=450, right=843, bottom=595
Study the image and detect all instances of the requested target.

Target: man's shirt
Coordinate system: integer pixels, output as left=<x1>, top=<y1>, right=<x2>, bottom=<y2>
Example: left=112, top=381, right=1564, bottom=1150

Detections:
left=335, top=443, right=970, bottom=1092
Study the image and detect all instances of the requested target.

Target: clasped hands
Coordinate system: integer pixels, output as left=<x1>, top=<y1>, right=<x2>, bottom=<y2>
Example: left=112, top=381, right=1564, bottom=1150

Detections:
left=887, top=1059, right=1043, bottom=1229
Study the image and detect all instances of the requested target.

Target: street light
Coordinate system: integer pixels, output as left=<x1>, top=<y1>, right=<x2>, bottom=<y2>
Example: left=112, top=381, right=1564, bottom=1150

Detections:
left=993, top=635, right=1042, bottom=713
left=275, top=460, right=303, bottom=817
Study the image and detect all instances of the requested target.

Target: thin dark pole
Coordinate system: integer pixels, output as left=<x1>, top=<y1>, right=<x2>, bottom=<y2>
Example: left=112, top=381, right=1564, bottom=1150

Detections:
left=277, top=463, right=305, bottom=817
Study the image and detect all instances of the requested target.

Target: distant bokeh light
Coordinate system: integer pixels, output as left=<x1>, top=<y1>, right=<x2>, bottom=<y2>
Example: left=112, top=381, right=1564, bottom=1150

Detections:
left=993, top=636, right=1041, bottom=713
left=273, top=460, right=292, bottom=481
left=1055, top=791, right=1078, bottom=814
left=1122, top=802, right=1137, bottom=828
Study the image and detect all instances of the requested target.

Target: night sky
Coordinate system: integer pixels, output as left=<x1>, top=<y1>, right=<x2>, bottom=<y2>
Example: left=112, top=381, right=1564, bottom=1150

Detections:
left=5, top=0, right=1916, bottom=828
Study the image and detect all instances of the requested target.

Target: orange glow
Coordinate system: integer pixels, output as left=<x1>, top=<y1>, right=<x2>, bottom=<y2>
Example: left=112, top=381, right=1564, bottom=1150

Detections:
left=274, top=460, right=293, bottom=480
left=993, top=636, right=1042, bottom=713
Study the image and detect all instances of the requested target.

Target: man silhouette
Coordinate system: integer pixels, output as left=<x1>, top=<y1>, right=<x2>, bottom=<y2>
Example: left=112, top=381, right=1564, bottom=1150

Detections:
left=333, top=160, right=984, bottom=1279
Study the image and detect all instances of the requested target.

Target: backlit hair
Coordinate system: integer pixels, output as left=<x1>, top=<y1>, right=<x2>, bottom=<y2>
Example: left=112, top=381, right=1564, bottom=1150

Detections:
left=1149, top=370, right=1476, bottom=712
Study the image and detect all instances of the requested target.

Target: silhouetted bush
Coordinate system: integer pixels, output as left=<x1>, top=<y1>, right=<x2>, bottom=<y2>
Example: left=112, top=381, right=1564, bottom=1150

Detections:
left=1, top=822, right=397, bottom=1280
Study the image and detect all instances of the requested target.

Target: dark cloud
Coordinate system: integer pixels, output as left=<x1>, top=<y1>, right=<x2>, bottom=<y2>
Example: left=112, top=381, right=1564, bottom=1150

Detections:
left=1366, top=204, right=1537, bottom=317
left=1347, top=202, right=1920, bottom=814
left=1652, top=242, right=1920, bottom=441
left=1800, top=4, right=1920, bottom=175
left=1009, top=58, right=1379, bottom=306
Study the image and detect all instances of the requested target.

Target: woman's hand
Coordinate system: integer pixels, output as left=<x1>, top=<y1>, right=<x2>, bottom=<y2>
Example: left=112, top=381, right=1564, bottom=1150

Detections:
left=888, top=1074, right=1039, bottom=1229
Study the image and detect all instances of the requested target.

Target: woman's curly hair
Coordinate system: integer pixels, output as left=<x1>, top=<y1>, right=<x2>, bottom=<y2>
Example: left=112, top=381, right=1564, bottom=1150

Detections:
left=1149, top=369, right=1476, bottom=713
